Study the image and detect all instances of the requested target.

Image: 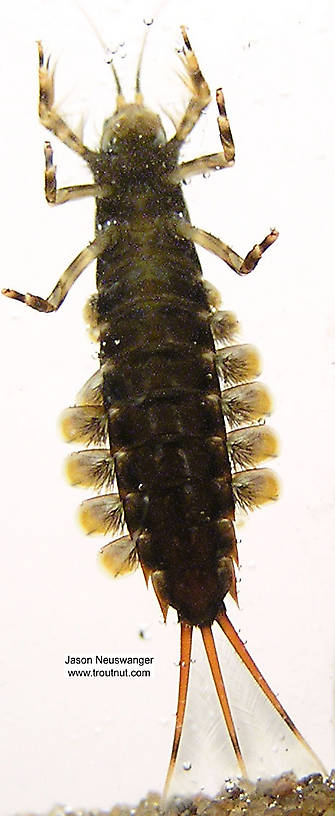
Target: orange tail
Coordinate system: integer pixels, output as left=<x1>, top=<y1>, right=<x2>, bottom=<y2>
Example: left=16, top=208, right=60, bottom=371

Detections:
left=164, top=619, right=247, bottom=799
left=216, top=610, right=326, bottom=774
left=163, top=621, right=193, bottom=798
left=164, top=611, right=326, bottom=798
left=201, top=624, right=247, bottom=776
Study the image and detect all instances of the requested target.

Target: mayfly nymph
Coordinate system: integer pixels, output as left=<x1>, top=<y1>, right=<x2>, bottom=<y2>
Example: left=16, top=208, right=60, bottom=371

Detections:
left=2, top=25, right=325, bottom=796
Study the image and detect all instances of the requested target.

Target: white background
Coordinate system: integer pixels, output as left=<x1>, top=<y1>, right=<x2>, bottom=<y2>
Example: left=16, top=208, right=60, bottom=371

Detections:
left=1, top=0, right=335, bottom=812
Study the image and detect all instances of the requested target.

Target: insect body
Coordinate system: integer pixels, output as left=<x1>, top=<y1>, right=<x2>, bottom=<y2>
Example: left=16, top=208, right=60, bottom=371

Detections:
left=3, top=27, right=325, bottom=795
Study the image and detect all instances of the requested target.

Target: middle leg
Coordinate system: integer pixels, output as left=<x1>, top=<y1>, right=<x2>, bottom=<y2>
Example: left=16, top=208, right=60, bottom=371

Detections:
left=43, top=141, right=114, bottom=205
left=171, top=88, right=235, bottom=182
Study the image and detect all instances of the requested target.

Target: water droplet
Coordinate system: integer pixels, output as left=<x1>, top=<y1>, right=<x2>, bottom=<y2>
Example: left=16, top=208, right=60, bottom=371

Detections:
left=183, top=761, right=192, bottom=771
left=114, top=338, right=120, bottom=346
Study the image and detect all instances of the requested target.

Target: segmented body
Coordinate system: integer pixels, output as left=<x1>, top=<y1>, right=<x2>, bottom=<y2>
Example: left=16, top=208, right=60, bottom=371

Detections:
left=93, top=154, right=235, bottom=626
left=2, top=26, right=324, bottom=794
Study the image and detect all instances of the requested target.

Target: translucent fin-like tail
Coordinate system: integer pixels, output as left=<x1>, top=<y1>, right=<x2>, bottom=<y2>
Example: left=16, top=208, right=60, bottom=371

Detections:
left=216, top=611, right=326, bottom=774
left=201, top=625, right=247, bottom=778
left=164, top=611, right=326, bottom=798
left=164, top=620, right=247, bottom=799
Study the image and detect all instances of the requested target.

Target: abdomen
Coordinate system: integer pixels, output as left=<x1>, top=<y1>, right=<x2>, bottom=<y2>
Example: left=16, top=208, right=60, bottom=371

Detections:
left=97, top=232, right=239, bottom=626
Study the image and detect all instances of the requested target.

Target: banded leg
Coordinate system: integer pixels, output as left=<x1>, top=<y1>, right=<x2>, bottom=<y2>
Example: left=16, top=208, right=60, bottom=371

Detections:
left=44, top=141, right=113, bottom=205
left=172, top=88, right=236, bottom=182
left=38, top=41, right=93, bottom=160
left=177, top=218, right=279, bottom=275
left=2, top=224, right=118, bottom=312
left=172, top=27, right=211, bottom=145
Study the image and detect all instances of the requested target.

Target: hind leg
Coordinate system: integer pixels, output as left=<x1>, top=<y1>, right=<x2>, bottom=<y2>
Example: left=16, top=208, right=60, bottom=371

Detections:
left=177, top=219, right=279, bottom=276
left=2, top=224, right=117, bottom=312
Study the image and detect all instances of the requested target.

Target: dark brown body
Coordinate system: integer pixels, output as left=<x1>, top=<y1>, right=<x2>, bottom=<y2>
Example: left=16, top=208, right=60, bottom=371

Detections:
left=88, top=138, right=236, bottom=626
left=4, top=31, right=322, bottom=792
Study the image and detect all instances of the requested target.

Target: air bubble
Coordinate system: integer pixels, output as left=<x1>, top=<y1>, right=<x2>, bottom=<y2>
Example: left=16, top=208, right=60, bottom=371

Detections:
left=143, top=17, right=154, bottom=26
left=105, top=45, right=118, bottom=62
left=183, top=761, right=192, bottom=771
left=225, top=779, right=237, bottom=792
